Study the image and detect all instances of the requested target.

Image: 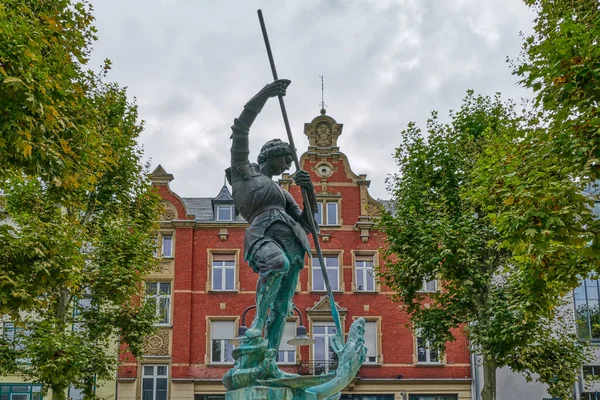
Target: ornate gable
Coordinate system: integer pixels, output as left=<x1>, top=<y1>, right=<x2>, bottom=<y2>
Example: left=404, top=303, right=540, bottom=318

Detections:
left=307, top=295, right=347, bottom=317
left=304, top=112, right=343, bottom=160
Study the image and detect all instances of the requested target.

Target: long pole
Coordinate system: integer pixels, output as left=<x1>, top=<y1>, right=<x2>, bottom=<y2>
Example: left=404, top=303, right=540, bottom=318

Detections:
left=257, top=9, right=344, bottom=345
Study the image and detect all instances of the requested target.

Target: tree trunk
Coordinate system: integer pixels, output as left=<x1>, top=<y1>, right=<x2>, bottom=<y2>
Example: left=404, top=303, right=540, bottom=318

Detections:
left=481, top=353, right=497, bottom=400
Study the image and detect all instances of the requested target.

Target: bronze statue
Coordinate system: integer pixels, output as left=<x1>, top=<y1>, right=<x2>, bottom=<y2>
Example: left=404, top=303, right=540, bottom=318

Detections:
left=222, top=79, right=366, bottom=400
left=225, top=79, right=318, bottom=351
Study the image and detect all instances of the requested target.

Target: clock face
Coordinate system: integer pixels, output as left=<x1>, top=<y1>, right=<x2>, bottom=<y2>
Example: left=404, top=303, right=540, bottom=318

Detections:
left=316, top=163, right=333, bottom=178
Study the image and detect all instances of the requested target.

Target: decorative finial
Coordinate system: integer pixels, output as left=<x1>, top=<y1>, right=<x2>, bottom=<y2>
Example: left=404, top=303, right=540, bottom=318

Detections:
left=319, top=75, right=327, bottom=115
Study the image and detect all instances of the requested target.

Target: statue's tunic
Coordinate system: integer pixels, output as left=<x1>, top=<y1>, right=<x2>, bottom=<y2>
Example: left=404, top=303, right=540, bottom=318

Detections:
left=227, top=118, right=311, bottom=272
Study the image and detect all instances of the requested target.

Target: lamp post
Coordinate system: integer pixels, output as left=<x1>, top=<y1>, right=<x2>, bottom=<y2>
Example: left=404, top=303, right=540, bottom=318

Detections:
left=287, top=306, right=316, bottom=346
left=229, top=305, right=315, bottom=346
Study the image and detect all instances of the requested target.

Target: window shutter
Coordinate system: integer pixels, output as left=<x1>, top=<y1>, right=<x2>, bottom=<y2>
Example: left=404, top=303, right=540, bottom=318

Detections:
left=212, top=254, right=235, bottom=262
left=364, top=321, right=377, bottom=359
left=279, top=321, right=296, bottom=351
left=211, top=320, right=234, bottom=340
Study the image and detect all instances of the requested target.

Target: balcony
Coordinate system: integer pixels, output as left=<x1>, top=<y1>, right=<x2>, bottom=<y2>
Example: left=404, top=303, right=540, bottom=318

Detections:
left=297, top=360, right=338, bottom=375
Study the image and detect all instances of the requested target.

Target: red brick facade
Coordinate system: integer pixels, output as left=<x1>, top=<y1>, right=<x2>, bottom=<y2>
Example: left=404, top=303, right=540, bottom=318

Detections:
left=118, top=112, right=472, bottom=400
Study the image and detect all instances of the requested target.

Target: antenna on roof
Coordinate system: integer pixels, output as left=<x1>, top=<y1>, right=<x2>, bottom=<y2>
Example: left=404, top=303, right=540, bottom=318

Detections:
left=319, top=75, right=326, bottom=115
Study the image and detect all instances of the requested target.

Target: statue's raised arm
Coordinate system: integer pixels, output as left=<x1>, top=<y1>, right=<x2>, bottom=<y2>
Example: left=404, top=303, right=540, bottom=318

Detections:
left=224, top=78, right=317, bottom=365
left=228, top=79, right=290, bottom=184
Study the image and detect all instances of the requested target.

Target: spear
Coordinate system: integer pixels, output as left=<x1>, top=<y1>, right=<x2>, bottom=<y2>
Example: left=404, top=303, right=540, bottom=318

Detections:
left=257, top=9, right=344, bottom=346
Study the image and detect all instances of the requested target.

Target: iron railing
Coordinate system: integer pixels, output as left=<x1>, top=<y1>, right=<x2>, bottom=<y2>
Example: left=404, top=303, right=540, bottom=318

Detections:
left=297, top=360, right=338, bottom=375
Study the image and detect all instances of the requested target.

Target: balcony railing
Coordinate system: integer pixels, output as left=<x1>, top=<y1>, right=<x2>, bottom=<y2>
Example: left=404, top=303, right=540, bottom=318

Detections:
left=297, top=360, right=338, bottom=375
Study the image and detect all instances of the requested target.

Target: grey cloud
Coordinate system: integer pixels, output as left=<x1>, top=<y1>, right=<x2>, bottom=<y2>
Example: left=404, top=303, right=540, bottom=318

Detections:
left=90, top=0, right=536, bottom=200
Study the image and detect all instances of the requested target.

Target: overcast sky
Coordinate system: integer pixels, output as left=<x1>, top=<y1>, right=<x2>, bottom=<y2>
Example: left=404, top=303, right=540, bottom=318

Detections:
left=90, top=0, right=535, bottom=200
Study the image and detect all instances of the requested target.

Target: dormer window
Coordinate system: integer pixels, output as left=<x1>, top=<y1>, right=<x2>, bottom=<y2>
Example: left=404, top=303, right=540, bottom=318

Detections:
left=217, top=205, right=233, bottom=221
left=213, top=185, right=235, bottom=222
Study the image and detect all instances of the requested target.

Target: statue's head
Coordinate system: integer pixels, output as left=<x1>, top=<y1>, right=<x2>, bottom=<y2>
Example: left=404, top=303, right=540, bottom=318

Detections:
left=257, top=139, right=291, bottom=164
left=257, top=139, right=293, bottom=176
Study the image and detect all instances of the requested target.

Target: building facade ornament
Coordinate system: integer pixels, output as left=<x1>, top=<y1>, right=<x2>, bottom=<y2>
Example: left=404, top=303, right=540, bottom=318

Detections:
left=161, top=202, right=178, bottom=221
left=143, top=330, right=170, bottom=356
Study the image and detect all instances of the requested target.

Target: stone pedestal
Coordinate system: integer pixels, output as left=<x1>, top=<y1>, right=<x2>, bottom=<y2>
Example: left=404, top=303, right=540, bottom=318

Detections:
left=224, top=386, right=294, bottom=400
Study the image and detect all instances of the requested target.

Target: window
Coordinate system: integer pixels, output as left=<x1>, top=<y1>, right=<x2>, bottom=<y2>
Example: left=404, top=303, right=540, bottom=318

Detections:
left=142, top=365, right=168, bottom=400
left=0, top=384, right=43, bottom=400
left=355, top=255, right=375, bottom=292
left=408, top=396, right=457, bottom=400
left=312, top=255, right=339, bottom=291
left=73, top=296, right=92, bottom=317
left=583, top=365, right=600, bottom=379
left=575, top=278, right=600, bottom=339
left=416, top=331, right=440, bottom=363
left=146, top=282, right=171, bottom=325
left=211, top=254, right=236, bottom=291
left=217, top=205, right=233, bottom=221
left=210, top=320, right=234, bottom=363
left=3, top=322, right=25, bottom=351
left=315, top=201, right=339, bottom=226
left=160, top=234, right=173, bottom=258
left=313, top=323, right=339, bottom=374
left=68, top=377, right=95, bottom=400
left=68, top=386, right=84, bottom=400
left=3, top=322, right=30, bottom=363
left=363, top=321, right=378, bottom=364
left=582, top=393, right=600, bottom=400
left=72, top=295, right=92, bottom=332
left=277, top=321, right=296, bottom=364
left=419, top=279, right=438, bottom=292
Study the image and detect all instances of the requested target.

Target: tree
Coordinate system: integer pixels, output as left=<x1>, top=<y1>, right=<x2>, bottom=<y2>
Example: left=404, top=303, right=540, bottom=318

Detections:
left=0, top=0, right=100, bottom=185
left=379, top=92, right=591, bottom=400
left=0, top=1, right=161, bottom=398
left=472, top=0, right=600, bottom=317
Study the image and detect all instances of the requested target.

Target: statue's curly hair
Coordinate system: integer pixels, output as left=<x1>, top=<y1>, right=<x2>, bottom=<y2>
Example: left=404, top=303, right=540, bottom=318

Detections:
left=257, top=139, right=291, bottom=164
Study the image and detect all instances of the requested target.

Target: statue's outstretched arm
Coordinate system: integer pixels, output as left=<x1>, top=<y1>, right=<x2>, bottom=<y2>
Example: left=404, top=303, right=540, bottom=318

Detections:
left=230, top=80, right=290, bottom=181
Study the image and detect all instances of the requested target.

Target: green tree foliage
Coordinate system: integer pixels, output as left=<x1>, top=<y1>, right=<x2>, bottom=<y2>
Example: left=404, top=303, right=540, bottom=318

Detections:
left=472, top=0, right=600, bottom=320
left=517, top=0, right=600, bottom=174
left=380, top=92, right=591, bottom=400
left=0, top=0, right=100, bottom=183
left=0, top=1, right=161, bottom=398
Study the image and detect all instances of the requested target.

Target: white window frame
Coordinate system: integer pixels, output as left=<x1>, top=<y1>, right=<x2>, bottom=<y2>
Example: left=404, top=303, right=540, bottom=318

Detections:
left=416, top=330, right=440, bottom=364
left=210, top=320, right=235, bottom=364
left=277, top=321, right=297, bottom=364
left=160, top=234, right=173, bottom=258
left=355, top=255, right=376, bottom=292
left=312, top=322, right=338, bottom=374
left=141, top=365, right=168, bottom=400
left=315, top=201, right=339, bottom=226
left=216, top=205, right=233, bottom=221
left=420, top=278, right=438, bottom=292
left=146, top=282, right=171, bottom=326
left=312, top=255, right=340, bottom=292
left=211, top=254, right=236, bottom=291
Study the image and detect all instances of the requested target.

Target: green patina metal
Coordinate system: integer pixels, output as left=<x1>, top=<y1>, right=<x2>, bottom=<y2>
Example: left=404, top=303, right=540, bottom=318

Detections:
left=221, top=11, right=366, bottom=399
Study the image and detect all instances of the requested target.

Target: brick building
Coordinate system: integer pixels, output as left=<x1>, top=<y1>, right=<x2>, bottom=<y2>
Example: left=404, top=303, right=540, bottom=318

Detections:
left=117, top=111, right=472, bottom=400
